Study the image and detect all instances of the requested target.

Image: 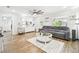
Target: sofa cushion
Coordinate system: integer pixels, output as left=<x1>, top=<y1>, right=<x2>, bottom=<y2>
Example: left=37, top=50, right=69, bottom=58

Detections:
left=43, top=26, right=69, bottom=30
left=43, top=26, right=53, bottom=29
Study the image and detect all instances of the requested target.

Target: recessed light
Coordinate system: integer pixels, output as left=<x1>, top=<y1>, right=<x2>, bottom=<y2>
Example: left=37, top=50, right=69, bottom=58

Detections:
left=22, top=14, right=26, bottom=17
left=63, top=6, right=68, bottom=8
left=12, top=9, right=16, bottom=12
left=6, top=6, right=10, bottom=8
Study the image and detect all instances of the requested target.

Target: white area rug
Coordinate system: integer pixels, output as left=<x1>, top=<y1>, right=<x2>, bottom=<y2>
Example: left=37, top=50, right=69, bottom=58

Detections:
left=27, top=37, right=64, bottom=53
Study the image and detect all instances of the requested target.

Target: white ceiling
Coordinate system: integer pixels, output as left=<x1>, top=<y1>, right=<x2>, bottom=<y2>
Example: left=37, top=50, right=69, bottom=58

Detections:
left=0, top=6, right=79, bottom=16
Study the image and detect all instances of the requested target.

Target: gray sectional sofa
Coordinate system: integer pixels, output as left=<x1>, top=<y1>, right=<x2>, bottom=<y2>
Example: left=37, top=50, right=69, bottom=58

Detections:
left=39, top=26, right=70, bottom=40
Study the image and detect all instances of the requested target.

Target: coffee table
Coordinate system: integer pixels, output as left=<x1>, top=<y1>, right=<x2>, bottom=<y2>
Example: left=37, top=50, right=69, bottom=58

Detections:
left=36, top=33, right=52, bottom=45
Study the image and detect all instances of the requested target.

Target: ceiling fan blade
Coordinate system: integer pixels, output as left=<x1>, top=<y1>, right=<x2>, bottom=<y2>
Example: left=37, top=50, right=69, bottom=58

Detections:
left=28, top=9, right=44, bottom=15
left=37, top=10, right=41, bottom=12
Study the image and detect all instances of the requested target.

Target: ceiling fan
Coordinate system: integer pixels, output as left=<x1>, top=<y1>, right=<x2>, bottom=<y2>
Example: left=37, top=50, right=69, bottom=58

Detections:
left=29, top=9, right=44, bottom=15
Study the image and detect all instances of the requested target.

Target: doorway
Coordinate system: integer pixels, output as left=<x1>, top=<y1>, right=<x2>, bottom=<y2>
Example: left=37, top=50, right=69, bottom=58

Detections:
left=0, top=15, right=13, bottom=52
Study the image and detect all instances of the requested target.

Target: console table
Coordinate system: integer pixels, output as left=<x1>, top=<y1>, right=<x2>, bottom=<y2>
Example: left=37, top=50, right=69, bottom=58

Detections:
left=17, top=27, right=25, bottom=35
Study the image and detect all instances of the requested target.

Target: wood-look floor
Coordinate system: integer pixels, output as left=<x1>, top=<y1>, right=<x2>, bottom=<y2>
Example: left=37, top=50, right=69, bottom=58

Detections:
left=1, top=32, right=79, bottom=53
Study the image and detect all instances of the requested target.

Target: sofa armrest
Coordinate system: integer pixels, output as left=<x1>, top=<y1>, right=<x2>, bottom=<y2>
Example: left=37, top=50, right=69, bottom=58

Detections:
left=64, top=31, right=70, bottom=39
